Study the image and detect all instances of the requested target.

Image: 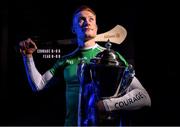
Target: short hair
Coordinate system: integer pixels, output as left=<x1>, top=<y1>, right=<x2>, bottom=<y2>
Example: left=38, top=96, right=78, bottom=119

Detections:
left=73, top=5, right=96, bottom=18
left=72, top=5, right=97, bottom=33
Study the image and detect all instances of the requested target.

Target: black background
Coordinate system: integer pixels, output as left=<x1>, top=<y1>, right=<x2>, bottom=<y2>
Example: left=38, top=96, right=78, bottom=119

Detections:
left=0, top=0, right=179, bottom=126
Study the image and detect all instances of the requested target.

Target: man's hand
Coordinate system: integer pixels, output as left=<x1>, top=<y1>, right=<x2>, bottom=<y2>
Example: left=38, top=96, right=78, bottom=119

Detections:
left=96, top=100, right=111, bottom=121
left=19, top=38, right=37, bottom=57
left=96, top=100, right=106, bottom=112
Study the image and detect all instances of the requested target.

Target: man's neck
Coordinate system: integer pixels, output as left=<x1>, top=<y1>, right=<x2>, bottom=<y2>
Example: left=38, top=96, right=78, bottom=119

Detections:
left=84, top=38, right=96, bottom=48
left=78, top=38, right=96, bottom=48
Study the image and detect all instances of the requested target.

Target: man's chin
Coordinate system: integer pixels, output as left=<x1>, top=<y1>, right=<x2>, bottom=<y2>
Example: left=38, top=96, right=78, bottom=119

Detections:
left=84, top=38, right=94, bottom=41
left=84, top=35, right=96, bottom=41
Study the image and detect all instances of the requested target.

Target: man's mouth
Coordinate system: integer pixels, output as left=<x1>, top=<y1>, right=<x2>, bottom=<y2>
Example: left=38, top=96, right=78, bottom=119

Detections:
left=83, top=27, right=92, bottom=31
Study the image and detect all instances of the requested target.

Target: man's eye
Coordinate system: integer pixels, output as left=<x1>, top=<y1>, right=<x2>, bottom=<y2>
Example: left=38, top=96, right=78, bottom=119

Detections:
left=89, top=17, right=94, bottom=21
left=79, top=19, right=84, bottom=24
left=79, top=17, right=85, bottom=23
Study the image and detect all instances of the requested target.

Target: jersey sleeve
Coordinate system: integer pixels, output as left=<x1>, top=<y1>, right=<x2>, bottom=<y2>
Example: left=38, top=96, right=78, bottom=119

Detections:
left=102, top=77, right=151, bottom=111
left=49, top=58, right=66, bottom=76
left=115, top=51, right=129, bottom=67
left=23, top=56, right=53, bottom=91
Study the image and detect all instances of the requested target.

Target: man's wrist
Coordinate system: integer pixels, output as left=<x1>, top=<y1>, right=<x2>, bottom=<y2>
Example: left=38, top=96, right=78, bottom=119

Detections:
left=23, top=54, right=34, bottom=63
left=22, top=53, right=33, bottom=58
left=26, top=54, right=33, bottom=58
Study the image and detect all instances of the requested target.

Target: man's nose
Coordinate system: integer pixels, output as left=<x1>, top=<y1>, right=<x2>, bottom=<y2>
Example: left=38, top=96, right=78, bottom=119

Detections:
left=84, top=19, right=90, bottom=26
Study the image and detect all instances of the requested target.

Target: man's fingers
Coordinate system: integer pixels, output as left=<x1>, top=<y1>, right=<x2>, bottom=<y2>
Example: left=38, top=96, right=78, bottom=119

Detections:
left=19, top=38, right=37, bottom=49
left=19, top=38, right=38, bottom=55
left=30, top=40, right=37, bottom=50
left=27, top=38, right=37, bottom=49
left=23, top=41, right=27, bottom=50
left=19, top=41, right=25, bottom=49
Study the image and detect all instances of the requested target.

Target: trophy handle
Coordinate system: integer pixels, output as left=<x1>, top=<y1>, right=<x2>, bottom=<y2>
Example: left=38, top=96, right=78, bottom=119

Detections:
left=112, top=64, right=135, bottom=97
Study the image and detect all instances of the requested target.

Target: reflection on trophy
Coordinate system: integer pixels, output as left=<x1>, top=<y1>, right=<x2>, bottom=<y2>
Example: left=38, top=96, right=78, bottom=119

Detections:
left=77, top=40, right=135, bottom=126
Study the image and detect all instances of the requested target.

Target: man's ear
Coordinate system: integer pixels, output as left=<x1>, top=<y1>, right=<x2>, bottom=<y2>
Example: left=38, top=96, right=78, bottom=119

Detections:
left=71, top=26, right=76, bottom=34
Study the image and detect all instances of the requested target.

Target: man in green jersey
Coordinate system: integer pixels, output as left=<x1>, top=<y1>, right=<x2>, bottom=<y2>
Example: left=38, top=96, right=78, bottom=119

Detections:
left=19, top=5, right=151, bottom=126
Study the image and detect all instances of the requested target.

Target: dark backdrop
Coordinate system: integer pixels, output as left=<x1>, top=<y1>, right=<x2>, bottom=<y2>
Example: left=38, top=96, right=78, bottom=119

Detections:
left=0, top=0, right=179, bottom=126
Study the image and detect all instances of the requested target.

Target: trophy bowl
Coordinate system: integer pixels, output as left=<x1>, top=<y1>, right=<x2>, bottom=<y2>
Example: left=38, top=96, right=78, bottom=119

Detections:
left=89, top=42, right=127, bottom=98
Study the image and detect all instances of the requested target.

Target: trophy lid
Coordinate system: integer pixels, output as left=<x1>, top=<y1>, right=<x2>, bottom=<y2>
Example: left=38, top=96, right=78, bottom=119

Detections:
left=90, top=40, right=125, bottom=67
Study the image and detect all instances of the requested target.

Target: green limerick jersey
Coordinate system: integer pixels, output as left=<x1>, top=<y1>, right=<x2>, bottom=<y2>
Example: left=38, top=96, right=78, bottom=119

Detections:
left=49, top=44, right=128, bottom=126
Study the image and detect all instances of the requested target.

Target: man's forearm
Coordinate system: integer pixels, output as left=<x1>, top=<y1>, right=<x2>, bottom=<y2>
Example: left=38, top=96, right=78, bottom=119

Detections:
left=103, top=88, right=151, bottom=111
left=102, top=77, right=151, bottom=111
left=23, top=56, right=53, bottom=91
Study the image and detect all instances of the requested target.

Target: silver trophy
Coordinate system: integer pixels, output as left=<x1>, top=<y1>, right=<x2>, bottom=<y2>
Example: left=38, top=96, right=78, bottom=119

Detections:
left=77, top=41, right=135, bottom=126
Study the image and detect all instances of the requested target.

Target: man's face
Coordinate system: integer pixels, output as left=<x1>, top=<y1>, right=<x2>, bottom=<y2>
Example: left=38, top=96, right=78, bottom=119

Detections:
left=73, top=10, right=98, bottom=41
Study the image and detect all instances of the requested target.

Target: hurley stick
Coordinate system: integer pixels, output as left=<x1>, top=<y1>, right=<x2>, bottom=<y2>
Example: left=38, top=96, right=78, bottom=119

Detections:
left=53, top=25, right=127, bottom=45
